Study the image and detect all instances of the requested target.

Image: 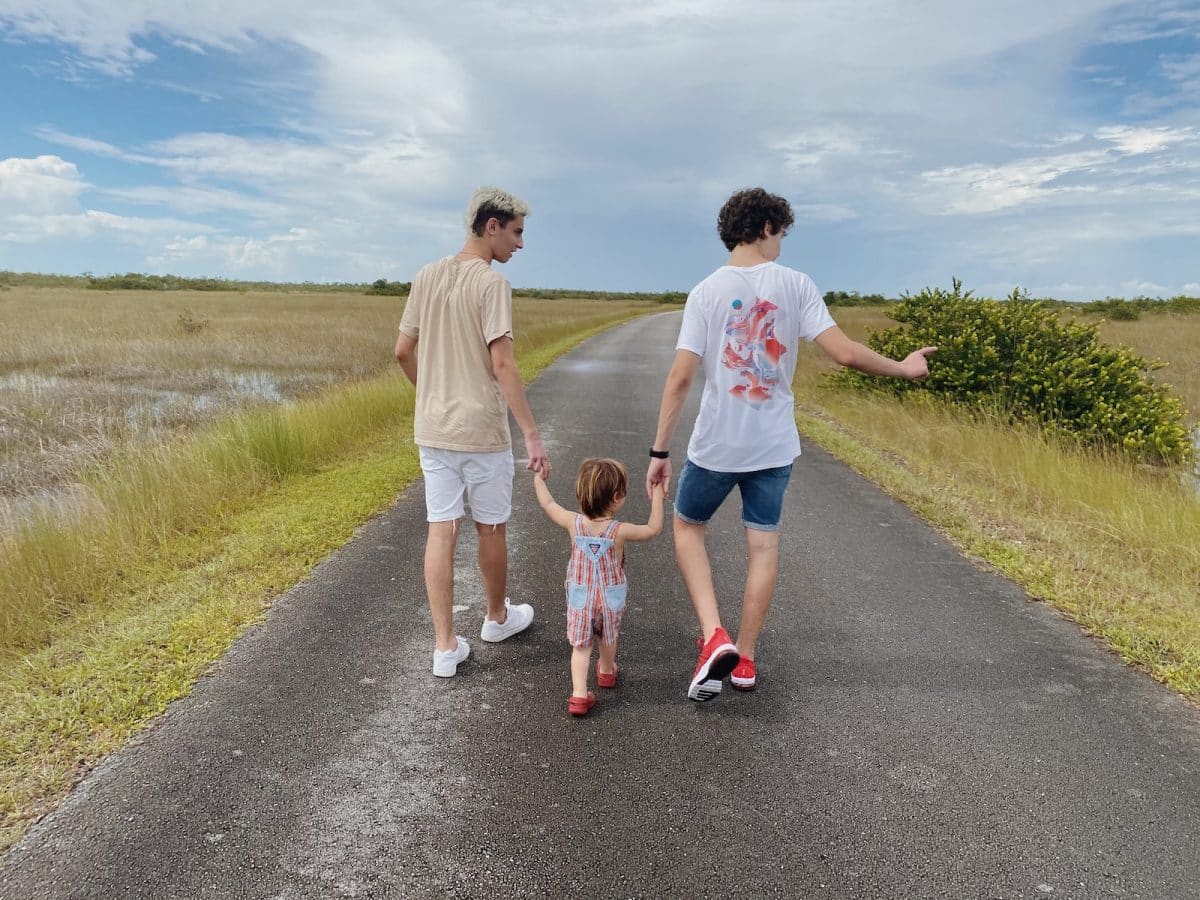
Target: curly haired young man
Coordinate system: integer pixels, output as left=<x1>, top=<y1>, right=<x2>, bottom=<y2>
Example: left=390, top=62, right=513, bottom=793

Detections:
left=646, top=187, right=937, bottom=700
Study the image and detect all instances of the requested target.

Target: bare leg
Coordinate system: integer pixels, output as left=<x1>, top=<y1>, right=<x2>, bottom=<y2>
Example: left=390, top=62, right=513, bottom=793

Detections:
left=425, top=521, right=460, bottom=652
left=570, top=643, right=593, bottom=697
left=597, top=638, right=618, bottom=676
left=475, top=521, right=508, bottom=623
left=734, top=527, right=780, bottom=660
left=673, top=515, right=722, bottom=641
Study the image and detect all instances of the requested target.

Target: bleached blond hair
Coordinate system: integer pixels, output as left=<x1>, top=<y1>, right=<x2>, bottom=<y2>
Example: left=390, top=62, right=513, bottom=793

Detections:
left=464, top=186, right=531, bottom=236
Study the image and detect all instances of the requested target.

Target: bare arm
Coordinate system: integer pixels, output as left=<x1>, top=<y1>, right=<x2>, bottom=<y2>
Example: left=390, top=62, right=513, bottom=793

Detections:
left=393, top=330, right=418, bottom=385
left=620, top=482, right=665, bottom=542
left=532, top=471, right=575, bottom=531
left=489, top=336, right=550, bottom=478
left=814, top=326, right=936, bottom=380
left=646, top=349, right=700, bottom=498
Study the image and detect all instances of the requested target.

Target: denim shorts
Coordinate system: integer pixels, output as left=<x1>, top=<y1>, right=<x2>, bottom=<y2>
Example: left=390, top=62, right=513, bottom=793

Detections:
left=674, top=459, right=793, bottom=532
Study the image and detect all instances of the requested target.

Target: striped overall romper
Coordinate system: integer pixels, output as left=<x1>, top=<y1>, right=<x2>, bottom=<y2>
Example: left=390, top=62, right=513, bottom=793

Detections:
left=565, top=515, right=628, bottom=648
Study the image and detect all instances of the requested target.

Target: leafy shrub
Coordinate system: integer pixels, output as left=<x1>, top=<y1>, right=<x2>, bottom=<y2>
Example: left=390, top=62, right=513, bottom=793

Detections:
left=1089, top=298, right=1141, bottom=320
left=829, top=280, right=1194, bottom=465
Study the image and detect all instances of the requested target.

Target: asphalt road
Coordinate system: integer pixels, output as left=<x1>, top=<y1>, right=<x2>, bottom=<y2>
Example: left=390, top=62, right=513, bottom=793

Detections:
left=3, top=312, right=1199, bottom=900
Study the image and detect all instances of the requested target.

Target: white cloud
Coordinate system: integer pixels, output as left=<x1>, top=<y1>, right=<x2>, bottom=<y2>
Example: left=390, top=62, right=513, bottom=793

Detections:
left=1120, top=279, right=1168, bottom=296
left=921, top=151, right=1110, bottom=214
left=295, top=30, right=467, bottom=135
left=1095, top=124, right=1193, bottom=154
left=103, top=184, right=288, bottom=218
left=3, top=209, right=214, bottom=242
left=920, top=125, right=1200, bottom=214
left=30, top=127, right=124, bottom=157
left=0, top=155, right=86, bottom=213
left=793, top=203, right=858, bottom=223
left=2, top=1, right=1199, bottom=294
left=774, top=129, right=873, bottom=170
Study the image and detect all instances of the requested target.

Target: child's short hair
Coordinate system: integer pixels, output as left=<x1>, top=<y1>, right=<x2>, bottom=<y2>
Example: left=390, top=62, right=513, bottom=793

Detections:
left=465, top=186, right=531, bottom=236
left=717, top=187, right=795, bottom=251
left=575, top=458, right=628, bottom=519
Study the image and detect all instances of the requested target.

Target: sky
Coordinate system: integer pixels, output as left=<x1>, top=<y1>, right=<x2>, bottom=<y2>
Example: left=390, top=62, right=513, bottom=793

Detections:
left=1, top=1, right=1199, bottom=299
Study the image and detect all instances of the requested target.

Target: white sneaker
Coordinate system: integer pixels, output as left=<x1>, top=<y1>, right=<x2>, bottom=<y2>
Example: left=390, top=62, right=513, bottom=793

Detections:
left=432, top=636, right=471, bottom=677
left=479, top=598, right=534, bottom=642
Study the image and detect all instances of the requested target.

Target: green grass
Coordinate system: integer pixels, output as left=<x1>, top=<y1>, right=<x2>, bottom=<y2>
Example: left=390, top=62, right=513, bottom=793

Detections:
left=794, top=393, right=1200, bottom=697
left=0, top=304, right=660, bottom=852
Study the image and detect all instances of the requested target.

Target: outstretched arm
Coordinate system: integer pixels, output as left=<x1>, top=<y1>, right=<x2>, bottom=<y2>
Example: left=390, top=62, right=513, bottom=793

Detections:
left=620, top=482, right=665, bottom=542
left=490, top=336, right=550, bottom=478
left=532, top=471, right=575, bottom=531
left=646, top=349, right=701, bottom=498
left=814, top=326, right=936, bottom=380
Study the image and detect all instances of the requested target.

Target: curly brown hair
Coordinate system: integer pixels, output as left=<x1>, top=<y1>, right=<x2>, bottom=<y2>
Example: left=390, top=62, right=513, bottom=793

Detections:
left=717, top=188, right=794, bottom=251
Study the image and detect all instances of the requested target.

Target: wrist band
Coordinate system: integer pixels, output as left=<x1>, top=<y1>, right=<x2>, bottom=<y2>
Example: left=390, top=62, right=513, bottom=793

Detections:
left=649, top=448, right=669, bottom=459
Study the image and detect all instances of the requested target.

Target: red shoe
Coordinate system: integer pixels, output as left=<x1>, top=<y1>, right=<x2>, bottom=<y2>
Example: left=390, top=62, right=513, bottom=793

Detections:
left=731, top=657, right=756, bottom=691
left=687, top=627, right=740, bottom=701
left=568, top=691, right=596, bottom=716
left=596, top=662, right=619, bottom=689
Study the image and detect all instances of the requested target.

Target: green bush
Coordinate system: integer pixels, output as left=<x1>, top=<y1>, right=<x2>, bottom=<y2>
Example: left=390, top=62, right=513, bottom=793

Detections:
left=365, top=278, right=411, bottom=296
left=829, top=280, right=1194, bottom=465
left=1082, top=295, right=1200, bottom=317
left=823, top=290, right=891, bottom=306
left=1089, top=298, right=1142, bottom=320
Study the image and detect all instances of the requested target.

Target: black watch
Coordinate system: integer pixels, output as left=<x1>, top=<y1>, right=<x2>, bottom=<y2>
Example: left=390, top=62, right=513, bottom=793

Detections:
left=649, top=448, right=670, bottom=459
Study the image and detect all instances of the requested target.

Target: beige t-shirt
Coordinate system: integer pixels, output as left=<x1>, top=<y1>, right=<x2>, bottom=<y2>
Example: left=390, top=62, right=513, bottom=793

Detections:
left=398, top=256, right=514, bottom=452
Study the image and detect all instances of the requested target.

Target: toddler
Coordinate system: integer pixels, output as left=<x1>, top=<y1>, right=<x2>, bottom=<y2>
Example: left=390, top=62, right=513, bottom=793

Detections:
left=534, top=458, right=664, bottom=716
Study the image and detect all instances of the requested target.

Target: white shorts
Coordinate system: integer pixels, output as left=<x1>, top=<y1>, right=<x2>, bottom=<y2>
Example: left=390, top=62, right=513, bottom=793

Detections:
left=418, top=447, right=514, bottom=525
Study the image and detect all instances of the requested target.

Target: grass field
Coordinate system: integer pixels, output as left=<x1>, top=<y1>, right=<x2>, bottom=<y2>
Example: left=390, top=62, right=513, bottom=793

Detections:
left=2, top=287, right=1197, bottom=852
left=0, top=287, right=654, bottom=526
left=0, top=287, right=664, bottom=852
left=794, top=305, right=1200, bottom=700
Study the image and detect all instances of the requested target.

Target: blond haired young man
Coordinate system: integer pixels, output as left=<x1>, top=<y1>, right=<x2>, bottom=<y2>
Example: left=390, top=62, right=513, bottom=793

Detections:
left=395, top=187, right=551, bottom=677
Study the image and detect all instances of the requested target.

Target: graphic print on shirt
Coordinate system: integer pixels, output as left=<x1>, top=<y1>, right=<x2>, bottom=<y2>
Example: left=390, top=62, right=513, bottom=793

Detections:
left=721, top=297, right=788, bottom=407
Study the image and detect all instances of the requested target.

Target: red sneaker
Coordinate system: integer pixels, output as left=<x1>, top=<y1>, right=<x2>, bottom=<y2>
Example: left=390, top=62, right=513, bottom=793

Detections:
left=731, top=657, right=756, bottom=691
left=687, top=627, right=740, bottom=701
left=568, top=691, right=596, bottom=716
left=596, top=662, right=619, bottom=689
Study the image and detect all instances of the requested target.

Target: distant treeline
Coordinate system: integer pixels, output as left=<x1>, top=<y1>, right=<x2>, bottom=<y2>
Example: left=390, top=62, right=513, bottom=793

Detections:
left=822, top=290, right=892, bottom=306
left=0, top=271, right=368, bottom=293
left=1, top=271, right=1197, bottom=315
left=514, top=287, right=687, bottom=304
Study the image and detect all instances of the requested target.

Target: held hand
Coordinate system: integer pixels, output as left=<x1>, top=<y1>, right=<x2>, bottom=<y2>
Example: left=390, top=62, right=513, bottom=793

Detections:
left=524, top=432, right=550, bottom=480
left=901, top=346, right=938, bottom=380
left=646, top=457, right=672, bottom=499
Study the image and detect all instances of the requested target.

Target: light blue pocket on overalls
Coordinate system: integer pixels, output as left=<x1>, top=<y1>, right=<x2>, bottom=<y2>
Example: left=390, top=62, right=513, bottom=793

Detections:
left=566, top=581, right=588, bottom=610
left=603, top=582, right=627, bottom=612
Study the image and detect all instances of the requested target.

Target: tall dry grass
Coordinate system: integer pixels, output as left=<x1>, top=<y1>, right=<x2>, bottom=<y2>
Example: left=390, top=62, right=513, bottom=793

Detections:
left=0, top=288, right=658, bottom=654
left=0, top=287, right=652, bottom=509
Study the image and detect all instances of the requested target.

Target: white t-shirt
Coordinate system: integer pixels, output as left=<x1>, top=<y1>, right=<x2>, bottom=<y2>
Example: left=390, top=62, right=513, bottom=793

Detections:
left=676, top=262, right=836, bottom=472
